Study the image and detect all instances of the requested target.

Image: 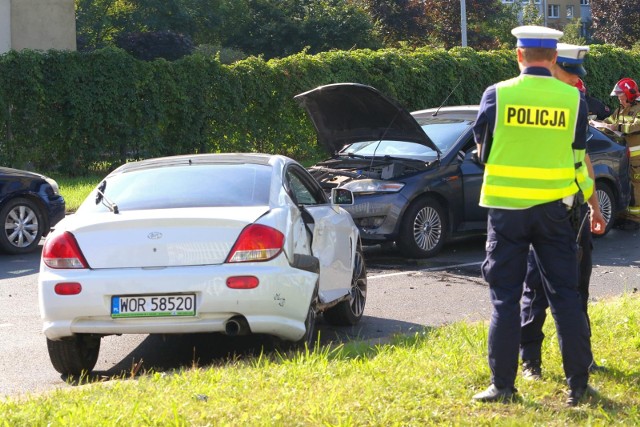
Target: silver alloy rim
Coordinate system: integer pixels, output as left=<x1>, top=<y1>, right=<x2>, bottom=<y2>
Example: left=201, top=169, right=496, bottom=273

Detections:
left=4, top=204, right=39, bottom=248
left=597, top=189, right=612, bottom=227
left=349, top=250, right=367, bottom=317
left=413, top=206, right=442, bottom=251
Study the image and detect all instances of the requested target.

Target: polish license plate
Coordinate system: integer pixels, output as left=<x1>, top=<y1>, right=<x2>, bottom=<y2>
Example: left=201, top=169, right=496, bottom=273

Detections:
left=111, top=294, right=196, bottom=318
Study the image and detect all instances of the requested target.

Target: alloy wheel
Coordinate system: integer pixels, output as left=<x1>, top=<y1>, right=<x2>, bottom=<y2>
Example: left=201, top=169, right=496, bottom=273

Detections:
left=413, top=206, right=443, bottom=251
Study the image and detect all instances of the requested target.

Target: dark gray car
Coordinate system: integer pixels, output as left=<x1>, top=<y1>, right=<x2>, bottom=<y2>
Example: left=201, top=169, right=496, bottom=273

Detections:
left=296, top=83, right=631, bottom=258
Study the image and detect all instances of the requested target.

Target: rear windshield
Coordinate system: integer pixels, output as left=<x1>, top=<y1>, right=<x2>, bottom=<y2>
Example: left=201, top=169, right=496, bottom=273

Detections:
left=78, top=163, right=272, bottom=213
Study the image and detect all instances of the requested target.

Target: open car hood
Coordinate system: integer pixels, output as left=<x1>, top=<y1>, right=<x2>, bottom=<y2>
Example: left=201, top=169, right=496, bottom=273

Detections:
left=295, top=83, right=441, bottom=155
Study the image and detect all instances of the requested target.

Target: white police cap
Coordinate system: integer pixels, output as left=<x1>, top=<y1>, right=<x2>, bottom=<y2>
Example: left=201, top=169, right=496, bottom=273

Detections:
left=556, top=43, right=589, bottom=76
left=511, top=25, right=563, bottom=49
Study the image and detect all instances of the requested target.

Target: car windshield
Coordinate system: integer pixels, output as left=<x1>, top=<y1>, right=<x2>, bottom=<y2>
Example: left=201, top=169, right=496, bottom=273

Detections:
left=337, top=116, right=474, bottom=160
left=339, top=139, right=436, bottom=161
left=78, top=163, right=272, bottom=213
left=416, top=117, right=474, bottom=154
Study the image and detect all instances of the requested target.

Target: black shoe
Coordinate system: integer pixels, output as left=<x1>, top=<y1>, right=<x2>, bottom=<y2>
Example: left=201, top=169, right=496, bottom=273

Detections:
left=522, top=360, right=542, bottom=380
left=589, top=360, right=607, bottom=373
left=567, top=385, right=596, bottom=407
left=472, top=384, right=517, bottom=402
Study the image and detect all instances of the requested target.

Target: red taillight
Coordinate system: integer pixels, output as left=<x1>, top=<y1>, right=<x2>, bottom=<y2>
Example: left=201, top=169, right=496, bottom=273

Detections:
left=225, top=224, right=284, bottom=263
left=226, top=276, right=259, bottom=289
left=43, top=232, right=89, bottom=269
left=54, top=282, right=82, bottom=295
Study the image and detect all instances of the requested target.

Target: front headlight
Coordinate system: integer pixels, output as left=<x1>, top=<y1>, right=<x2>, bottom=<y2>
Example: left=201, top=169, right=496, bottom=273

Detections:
left=44, top=177, right=61, bottom=196
left=341, top=179, right=405, bottom=194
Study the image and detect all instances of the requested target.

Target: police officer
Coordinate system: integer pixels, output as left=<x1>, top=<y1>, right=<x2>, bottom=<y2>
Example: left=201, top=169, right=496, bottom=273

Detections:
left=574, top=79, right=611, bottom=120
left=581, top=81, right=611, bottom=121
left=519, top=43, right=607, bottom=381
left=593, top=78, right=640, bottom=230
left=472, top=26, right=593, bottom=406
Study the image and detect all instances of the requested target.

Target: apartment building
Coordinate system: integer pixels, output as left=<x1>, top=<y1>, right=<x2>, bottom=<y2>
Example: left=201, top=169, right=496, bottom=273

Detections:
left=503, top=0, right=590, bottom=31
left=0, top=0, right=76, bottom=54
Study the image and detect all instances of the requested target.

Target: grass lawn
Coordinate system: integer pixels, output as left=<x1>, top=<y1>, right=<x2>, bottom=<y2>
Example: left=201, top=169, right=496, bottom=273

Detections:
left=1, top=294, right=639, bottom=426
left=50, top=174, right=103, bottom=213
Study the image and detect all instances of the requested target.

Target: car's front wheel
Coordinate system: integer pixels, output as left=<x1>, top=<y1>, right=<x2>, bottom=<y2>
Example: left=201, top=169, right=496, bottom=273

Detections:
left=0, top=197, right=45, bottom=254
left=323, top=245, right=367, bottom=326
left=398, top=197, right=448, bottom=258
left=595, top=181, right=614, bottom=237
left=47, top=335, right=101, bottom=376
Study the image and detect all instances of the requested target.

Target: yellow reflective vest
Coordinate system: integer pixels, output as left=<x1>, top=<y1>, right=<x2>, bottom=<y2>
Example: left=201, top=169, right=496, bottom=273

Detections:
left=480, top=74, right=581, bottom=209
left=574, top=147, right=593, bottom=201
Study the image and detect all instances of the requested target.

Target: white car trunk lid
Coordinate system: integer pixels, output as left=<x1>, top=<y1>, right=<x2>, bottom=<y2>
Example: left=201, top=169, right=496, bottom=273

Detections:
left=67, top=207, right=269, bottom=268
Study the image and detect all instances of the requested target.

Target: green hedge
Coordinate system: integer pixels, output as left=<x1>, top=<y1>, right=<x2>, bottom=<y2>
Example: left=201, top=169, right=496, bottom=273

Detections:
left=1, top=45, right=639, bottom=175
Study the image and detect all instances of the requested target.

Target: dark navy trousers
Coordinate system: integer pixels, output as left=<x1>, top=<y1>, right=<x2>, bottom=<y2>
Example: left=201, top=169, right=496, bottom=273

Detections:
left=520, top=203, right=593, bottom=364
left=482, top=201, right=592, bottom=390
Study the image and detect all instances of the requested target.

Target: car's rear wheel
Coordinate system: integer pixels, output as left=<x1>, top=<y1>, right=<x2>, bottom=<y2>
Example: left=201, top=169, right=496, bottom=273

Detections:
left=323, top=245, right=367, bottom=326
left=286, top=285, right=319, bottom=351
left=398, top=197, right=448, bottom=258
left=47, top=335, right=101, bottom=376
left=0, top=197, right=45, bottom=254
left=595, top=181, right=614, bottom=237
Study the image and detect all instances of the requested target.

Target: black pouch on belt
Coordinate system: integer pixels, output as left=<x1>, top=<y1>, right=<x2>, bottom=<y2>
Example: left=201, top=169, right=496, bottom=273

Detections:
left=569, top=190, right=585, bottom=235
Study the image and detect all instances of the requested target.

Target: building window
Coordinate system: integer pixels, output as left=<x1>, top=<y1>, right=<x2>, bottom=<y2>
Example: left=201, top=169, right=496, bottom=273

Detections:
left=567, top=5, right=574, bottom=18
left=548, top=4, right=560, bottom=18
left=580, top=0, right=589, bottom=5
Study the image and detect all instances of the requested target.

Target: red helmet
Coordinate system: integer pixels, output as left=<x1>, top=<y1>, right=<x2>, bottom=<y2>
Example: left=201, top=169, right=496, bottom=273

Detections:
left=610, top=78, right=639, bottom=102
left=575, top=78, right=586, bottom=93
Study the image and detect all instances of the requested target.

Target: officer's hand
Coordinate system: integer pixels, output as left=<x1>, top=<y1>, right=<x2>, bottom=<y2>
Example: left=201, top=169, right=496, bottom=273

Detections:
left=590, top=208, right=606, bottom=235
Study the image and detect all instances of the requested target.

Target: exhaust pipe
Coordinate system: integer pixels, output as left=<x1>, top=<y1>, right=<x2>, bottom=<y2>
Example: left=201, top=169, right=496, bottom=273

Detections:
left=224, top=316, right=250, bottom=336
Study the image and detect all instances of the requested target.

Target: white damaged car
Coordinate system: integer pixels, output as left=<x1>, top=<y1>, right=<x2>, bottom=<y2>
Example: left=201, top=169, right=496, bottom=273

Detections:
left=39, top=153, right=366, bottom=375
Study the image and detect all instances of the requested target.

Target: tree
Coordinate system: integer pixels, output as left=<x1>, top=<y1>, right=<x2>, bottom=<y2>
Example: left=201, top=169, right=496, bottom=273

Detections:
left=75, top=0, right=378, bottom=60
left=591, top=0, right=640, bottom=48
left=422, top=0, right=512, bottom=49
left=300, top=1, right=380, bottom=54
left=355, top=0, right=429, bottom=47
left=75, top=0, right=196, bottom=51
left=521, top=0, right=544, bottom=26
left=75, top=0, right=134, bottom=51
left=234, top=0, right=378, bottom=59
left=185, top=0, right=251, bottom=46
left=560, top=18, right=586, bottom=45
left=115, top=30, right=195, bottom=61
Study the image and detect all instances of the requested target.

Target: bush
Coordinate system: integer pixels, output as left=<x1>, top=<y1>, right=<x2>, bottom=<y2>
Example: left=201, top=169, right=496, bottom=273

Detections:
left=0, top=45, right=639, bottom=175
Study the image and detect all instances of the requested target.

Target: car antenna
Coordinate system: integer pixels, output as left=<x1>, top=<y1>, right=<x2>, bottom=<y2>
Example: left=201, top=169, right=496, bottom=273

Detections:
left=432, top=79, right=462, bottom=117
left=369, top=108, right=402, bottom=170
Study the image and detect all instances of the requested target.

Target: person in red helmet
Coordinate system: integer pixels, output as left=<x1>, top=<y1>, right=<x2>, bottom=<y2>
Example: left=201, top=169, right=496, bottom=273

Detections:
left=592, top=77, right=640, bottom=230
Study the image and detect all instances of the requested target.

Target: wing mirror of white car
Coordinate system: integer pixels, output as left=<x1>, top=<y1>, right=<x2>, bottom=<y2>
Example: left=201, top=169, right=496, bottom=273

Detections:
left=331, top=188, right=354, bottom=205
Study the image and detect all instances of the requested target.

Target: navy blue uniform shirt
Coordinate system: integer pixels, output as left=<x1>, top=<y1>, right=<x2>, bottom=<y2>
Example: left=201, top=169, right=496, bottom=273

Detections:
left=473, top=67, right=588, bottom=153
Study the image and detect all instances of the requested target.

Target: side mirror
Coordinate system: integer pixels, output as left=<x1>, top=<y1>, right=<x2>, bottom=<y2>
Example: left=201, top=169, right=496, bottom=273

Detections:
left=331, top=188, right=354, bottom=205
left=466, top=148, right=482, bottom=165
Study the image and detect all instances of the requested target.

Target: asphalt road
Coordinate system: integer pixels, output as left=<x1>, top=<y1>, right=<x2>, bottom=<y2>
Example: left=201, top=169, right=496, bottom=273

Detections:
left=1, top=229, right=638, bottom=399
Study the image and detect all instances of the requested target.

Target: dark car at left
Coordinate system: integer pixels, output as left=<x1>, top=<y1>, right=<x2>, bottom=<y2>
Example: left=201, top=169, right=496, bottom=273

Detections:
left=0, top=167, right=65, bottom=254
left=295, top=83, right=631, bottom=259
